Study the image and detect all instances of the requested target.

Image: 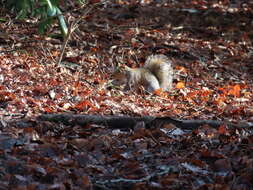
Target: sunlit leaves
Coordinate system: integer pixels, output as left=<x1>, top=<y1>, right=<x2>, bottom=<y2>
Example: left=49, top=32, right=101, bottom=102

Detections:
left=228, top=84, right=241, bottom=98
left=74, top=100, right=95, bottom=111
left=176, top=81, right=185, bottom=89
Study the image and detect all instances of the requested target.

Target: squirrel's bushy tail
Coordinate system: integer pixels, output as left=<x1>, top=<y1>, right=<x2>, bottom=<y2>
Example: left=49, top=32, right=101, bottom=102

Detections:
left=144, top=54, right=173, bottom=91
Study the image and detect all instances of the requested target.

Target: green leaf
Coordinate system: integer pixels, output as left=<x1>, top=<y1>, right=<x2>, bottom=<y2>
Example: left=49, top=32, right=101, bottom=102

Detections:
left=0, top=17, right=7, bottom=22
left=38, top=17, right=53, bottom=34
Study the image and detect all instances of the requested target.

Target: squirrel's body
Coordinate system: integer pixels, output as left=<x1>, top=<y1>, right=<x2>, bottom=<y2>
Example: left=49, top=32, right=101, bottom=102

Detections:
left=112, top=54, right=173, bottom=93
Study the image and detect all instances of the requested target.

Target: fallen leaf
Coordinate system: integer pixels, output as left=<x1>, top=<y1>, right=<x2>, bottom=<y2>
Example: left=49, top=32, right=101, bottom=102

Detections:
left=176, top=82, right=185, bottom=89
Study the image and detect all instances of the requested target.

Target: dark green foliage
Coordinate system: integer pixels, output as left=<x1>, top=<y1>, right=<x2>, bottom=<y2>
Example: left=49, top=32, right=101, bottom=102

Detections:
left=1, top=0, right=74, bottom=37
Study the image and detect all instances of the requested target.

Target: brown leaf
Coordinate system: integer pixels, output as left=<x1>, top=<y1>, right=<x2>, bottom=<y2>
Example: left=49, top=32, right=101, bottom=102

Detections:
left=228, top=84, right=241, bottom=98
left=176, top=81, right=185, bottom=89
left=213, top=158, right=232, bottom=172
left=75, top=100, right=95, bottom=111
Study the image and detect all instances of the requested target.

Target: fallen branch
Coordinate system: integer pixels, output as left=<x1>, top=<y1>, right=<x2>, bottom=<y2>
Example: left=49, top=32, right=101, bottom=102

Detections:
left=38, top=114, right=253, bottom=130
left=94, top=165, right=176, bottom=187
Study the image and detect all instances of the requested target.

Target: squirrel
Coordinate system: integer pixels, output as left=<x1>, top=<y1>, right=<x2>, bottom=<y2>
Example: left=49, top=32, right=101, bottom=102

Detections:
left=112, top=54, right=173, bottom=93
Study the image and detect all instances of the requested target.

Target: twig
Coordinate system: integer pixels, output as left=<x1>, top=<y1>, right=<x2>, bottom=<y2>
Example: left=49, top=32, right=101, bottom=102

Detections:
left=57, top=6, right=93, bottom=65
left=94, top=165, right=176, bottom=186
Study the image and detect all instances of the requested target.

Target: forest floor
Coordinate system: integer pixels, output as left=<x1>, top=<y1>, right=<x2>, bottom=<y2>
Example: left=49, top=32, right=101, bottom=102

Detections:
left=0, top=1, right=252, bottom=189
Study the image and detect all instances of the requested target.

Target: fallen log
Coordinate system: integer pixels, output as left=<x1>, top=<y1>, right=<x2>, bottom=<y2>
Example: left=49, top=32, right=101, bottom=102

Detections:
left=38, top=114, right=253, bottom=130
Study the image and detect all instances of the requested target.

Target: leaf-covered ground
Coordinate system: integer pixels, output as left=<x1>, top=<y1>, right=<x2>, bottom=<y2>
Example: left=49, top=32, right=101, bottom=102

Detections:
left=0, top=1, right=253, bottom=189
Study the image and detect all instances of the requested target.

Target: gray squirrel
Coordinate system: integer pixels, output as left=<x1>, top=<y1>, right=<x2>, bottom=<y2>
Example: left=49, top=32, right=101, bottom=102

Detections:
left=112, top=54, right=173, bottom=92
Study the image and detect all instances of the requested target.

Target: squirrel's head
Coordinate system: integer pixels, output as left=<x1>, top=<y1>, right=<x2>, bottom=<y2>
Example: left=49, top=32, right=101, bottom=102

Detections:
left=111, top=65, right=129, bottom=85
